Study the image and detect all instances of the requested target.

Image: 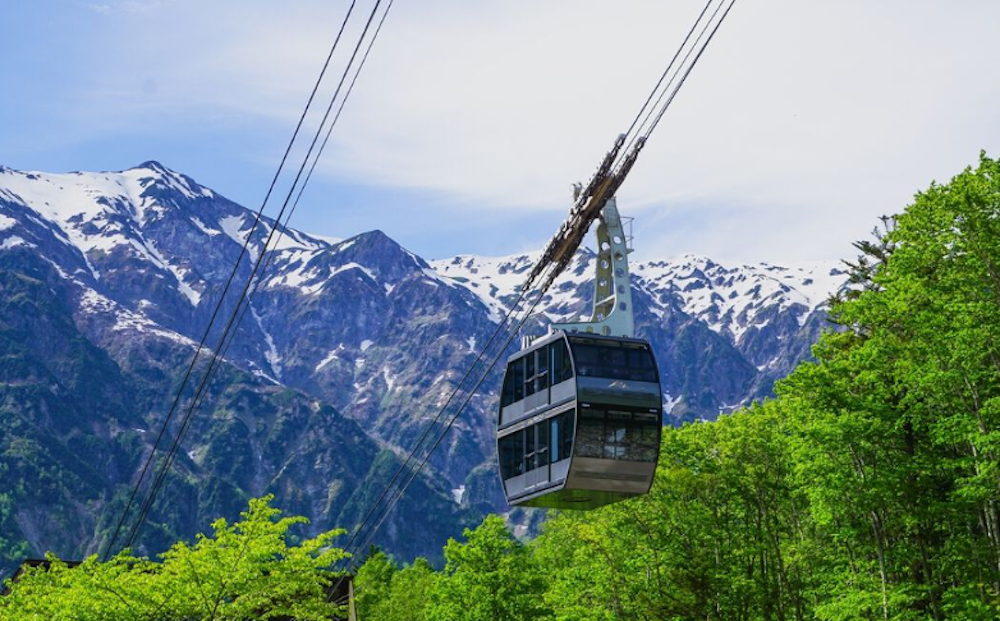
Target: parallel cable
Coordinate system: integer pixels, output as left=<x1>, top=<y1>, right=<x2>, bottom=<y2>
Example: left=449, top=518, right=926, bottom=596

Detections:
left=644, top=0, right=737, bottom=138
left=629, top=0, right=727, bottom=146
left=330, top=278, right=537, bottom=568
left=125, top=0, right=387, bottom=549
left=619, top=0, right=716, bottom=149
left=329, top=267, right=555, bottom=596
left=614, top=0, right=727, bottom=172
left=221, top=0, right=397, bottom=364
left=121, top=0, right=393, bottom=552
left=102, top=0, right=360, bottom=561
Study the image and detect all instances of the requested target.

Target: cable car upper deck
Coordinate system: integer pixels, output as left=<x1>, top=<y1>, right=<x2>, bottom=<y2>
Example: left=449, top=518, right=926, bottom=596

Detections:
left=499, top=331, right=660, bottom=431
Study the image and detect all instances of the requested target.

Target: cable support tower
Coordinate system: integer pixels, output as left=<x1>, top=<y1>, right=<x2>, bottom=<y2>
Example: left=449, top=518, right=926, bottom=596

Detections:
left=522, top=0, right=737, bottom=296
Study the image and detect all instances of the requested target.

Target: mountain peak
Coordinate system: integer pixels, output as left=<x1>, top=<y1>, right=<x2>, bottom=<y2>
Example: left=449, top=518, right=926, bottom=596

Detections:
left=337, top=230, right=426, bottom=268
left=134, top=160, right=170, bottom=174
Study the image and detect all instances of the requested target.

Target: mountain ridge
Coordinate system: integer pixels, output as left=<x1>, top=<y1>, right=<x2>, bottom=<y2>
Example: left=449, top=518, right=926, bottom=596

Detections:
left=0, top=161, right=847, bottom=575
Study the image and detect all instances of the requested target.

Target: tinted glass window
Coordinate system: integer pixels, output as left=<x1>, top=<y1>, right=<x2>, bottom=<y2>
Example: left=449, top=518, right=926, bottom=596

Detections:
left=551, top=339, right=573, bottom=384
left=501, top=364, right=515, bottom=407
left=536, top=347, right=549, bottom=391
left=524, top=425, right=537, bottom=471
left=561, top=410, right=575, bottom=459
left=525, top=354, right=536, bottom=396
left=551, top=342, right=563, bottom=385
left=575, top=407, right=605, bottom=458
left=513, top=358, right=525, bottom=401
left=536, top=420, right=550, bottom=468
left=550, top=416, right=562, bottom=462
left=571, top=406, right=661, bottom=462
left=604, top=410, right=630, bottom=459
left=568, top=338, right=658, bottom=382
left=631, top=412, right=659, bottom=462
left=499, top=430, right=524, bottom=479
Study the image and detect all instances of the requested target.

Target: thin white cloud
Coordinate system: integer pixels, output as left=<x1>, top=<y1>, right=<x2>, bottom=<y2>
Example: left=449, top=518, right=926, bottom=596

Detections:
left=20, top=0, right=1000, bottom=262
left=88, top=0, right=167, bottom=15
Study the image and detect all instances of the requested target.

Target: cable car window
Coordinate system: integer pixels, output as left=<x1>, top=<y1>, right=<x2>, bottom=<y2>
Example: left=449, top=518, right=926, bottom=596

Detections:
left=501, top=365, right=515, bottom=408
left=536, top=347, right=549, bottom=392
left=549, top=416, right=561, bottom=462
left=549, top=416, right=563, bottom=462
left=576, top=407, right=605, bottom=458
left=605, top=410, right=630, bottom=460
left=549, top=410, right=575, bottom=462
left=571, top=343, right=600, bottom=378
left=551, top=339, right=573, bottom=384
left=631, top=412, right=659, bottom=462
left=524, top=425, right=534, bottom=472
left=512, top=358, right=525, bottom=402
left=499, top=430, right=524, bottom=479
left=568, top=338, right=657, bottom=382
left=561, top=410, right=575, bottom=459
left=550, top=343, right=563, bottom=386
left=536, top=419, right=550, bottom=468
left=525, top=353, right=536, bottom=397
left=604, top=348, right=627, bottom=375
left=573, top=407, right=660, bottom=462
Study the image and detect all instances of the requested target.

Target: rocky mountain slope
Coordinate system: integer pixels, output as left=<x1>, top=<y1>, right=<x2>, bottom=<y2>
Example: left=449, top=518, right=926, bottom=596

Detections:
left=0, top=162, right=847, bottom=576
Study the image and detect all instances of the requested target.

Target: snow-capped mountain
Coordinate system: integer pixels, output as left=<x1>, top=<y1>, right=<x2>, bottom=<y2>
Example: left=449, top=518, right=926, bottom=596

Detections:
left=0, top=161, right=848, bottom=574
left=431, top=251, right=843, bottom=355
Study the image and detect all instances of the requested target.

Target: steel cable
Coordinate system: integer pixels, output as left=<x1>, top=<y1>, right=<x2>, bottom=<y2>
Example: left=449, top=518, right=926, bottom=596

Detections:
left=102, top=0, right=361, bottom=561
left=120, top=0, right=394, bottom=552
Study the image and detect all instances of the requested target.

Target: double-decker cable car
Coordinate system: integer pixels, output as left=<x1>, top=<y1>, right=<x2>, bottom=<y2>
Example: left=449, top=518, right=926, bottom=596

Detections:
left=497, top=197, right=662, bottom=509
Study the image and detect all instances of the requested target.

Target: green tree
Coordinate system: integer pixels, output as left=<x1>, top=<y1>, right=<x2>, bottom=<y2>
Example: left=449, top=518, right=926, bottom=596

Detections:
left=428, top=514, right=551, bottom=621
left=535, top=401, right=810, bottom=621
left=356, top=555, right=436, bottom=621
left=354, top=549, right=396, bottom=619
left=0, top=496, right=349, bottom=620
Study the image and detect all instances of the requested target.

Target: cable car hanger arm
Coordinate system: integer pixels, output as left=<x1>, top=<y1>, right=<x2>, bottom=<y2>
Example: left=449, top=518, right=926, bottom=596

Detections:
left=521, top=134, right=646, bottom=295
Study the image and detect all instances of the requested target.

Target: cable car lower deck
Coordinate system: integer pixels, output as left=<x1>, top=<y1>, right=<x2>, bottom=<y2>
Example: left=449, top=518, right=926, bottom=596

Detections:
left=496, top=330, right=662, bottom=510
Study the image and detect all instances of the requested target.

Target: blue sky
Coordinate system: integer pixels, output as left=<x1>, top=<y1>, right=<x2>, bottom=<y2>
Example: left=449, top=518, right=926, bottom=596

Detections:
left=4, top=0, right=1000, bottom=263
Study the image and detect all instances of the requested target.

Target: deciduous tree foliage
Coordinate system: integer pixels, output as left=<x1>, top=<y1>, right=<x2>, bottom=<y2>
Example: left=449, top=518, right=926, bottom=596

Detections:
left=427, top=515, right=552, bottom=621
left=0, top=496, right=349, bottom=620
left=355, top=552, right=434, bottom=621
left=356, top=154, right=1000, bottom=620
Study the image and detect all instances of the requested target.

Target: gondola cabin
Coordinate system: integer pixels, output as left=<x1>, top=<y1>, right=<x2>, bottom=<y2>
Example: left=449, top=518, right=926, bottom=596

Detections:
left=496, top=330, right=661, bottom=510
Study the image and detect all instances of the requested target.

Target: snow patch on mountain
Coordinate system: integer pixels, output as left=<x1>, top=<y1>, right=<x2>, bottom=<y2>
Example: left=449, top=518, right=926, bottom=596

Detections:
left=634, top=254, right=845, bottom=341
left=429, top=252, right=541, bottom=322
left=432, top=251, right=846, bottom=343
left=190, top=216, right=221, bottom=237
left=330, top=262, right=376, bottom=283
left=1, top=236, right=34, bottom=250
left=79, top=288, right=197, bottom=348
left=251, top=304, right=283, bottom=380
left=316, top=345, right=344, bottom=372
left=219, top=215, right=250, bottom=246
left=0, top=165, right=186, bottom=249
